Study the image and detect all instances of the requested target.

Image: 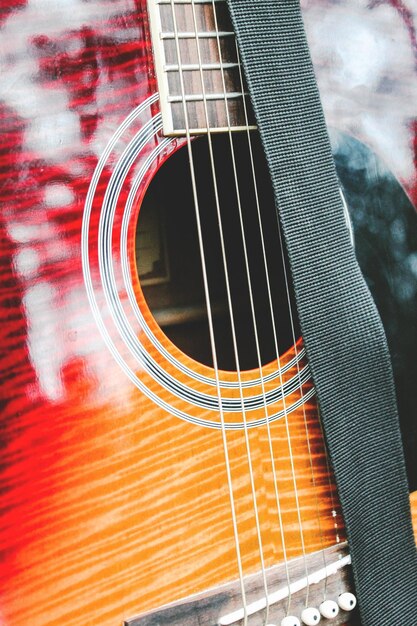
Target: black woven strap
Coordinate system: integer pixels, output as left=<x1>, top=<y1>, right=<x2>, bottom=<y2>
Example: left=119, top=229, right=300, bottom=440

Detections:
left=226, top=1, right=417, bottom=624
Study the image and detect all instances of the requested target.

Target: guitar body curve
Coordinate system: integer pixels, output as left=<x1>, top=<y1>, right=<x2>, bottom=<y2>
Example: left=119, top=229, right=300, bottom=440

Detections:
left=1, top=1, right=416, bottom=625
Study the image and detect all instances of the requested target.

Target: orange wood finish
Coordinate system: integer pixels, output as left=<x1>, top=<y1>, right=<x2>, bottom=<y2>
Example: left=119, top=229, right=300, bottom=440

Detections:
left=411, top=491, right=417, bottom=539
left=0, top=338, right=345, bottom=626
left=1, top=2, right=417, bottom=626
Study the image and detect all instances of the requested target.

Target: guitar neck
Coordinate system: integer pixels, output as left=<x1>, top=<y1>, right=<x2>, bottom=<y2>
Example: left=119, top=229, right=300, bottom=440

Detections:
left=147, top=0, right=255, bottom=134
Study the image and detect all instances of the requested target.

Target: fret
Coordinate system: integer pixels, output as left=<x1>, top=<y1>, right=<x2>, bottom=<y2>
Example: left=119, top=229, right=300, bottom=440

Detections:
left=164, top=62, right=239, bottom=71
left=147, top=0, right=255, bottom=136
left=160, top=31, right=234, bottom=40
left=172, top=125, right=255, bottom=135
left=168, top=91, right=248, bottom=103
left=157, top=0, right=225, bottom=4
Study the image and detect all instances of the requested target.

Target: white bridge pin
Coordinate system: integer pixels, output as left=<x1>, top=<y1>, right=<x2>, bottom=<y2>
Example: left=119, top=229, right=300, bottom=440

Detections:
left=338, top=592, right=357, bottom=611
left=319, top=600, right=339, bottom=619
left=280, top=617, right=301, bottom=626
left=301, top=607, right=321, bottom=625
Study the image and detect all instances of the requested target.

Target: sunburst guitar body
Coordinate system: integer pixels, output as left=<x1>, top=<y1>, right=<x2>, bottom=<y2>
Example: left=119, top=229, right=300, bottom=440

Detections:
left=1, top=2, right=417, bottom=626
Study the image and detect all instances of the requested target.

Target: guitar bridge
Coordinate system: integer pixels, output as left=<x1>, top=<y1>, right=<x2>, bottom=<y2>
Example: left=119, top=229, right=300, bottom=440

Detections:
left=125, top=543, right=356, bottom=625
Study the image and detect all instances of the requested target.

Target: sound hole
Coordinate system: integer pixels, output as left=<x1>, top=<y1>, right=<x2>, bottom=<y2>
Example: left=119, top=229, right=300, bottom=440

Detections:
left=136, top=133, right=298, bottom=371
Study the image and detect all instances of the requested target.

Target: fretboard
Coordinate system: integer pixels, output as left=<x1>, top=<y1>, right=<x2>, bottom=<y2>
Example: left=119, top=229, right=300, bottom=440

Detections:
left=147, top=0, right=256, bottom=135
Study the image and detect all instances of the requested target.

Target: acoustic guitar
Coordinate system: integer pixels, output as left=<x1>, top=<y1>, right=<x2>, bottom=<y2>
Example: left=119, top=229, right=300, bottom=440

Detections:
left=1, top=1, right=416, bottom=625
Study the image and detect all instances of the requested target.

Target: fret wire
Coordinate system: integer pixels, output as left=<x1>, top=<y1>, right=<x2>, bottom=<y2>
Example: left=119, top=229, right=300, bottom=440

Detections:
left=157, top=0, right=224, bottom=4
left=164, top=61, right=239, bottom=71
left=171, top=124, right=256, bottom=134
left=160, top=30, right=234, bottom=39
left=168, top=91, right=249, bottom=102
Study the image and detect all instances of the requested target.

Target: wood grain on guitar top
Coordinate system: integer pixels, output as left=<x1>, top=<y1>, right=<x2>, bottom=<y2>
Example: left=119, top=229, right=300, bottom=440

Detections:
left=1, top=2, right=416, bottom=626
left=411, top=491, right=417, bottom=537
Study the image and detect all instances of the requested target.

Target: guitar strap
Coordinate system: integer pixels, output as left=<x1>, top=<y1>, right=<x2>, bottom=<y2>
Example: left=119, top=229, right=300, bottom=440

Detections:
left=226, top=1, right=417, bottom=624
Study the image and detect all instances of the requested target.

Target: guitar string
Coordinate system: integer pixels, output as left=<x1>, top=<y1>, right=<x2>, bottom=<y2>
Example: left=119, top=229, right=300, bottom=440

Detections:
left=209, top=2, right=294, bottom=622
left=231, top=38, right=316, bottom=610
left=223, top=34, right=299, bottom=616
left=235, top=21, right=346, bottom=595
left=190, top=0, right=321, bottom=615
left=168, top=1, right=248, bottom=623
left=233, top=35, right=336, bottom=605
left=198, top=0, right=332, bottom=614
left=254, top=108, right=332, bottom=597
left=320, top=415, right=343, bottom=550
left=312, top=318, right=346, bottom=589
left=165, top=0, right=336, bottom=618
left=187, top=1, right=272, bottom=623
left=314, top=190, right=355, bottom=559
left=274, top=215, right=330, bottom=603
